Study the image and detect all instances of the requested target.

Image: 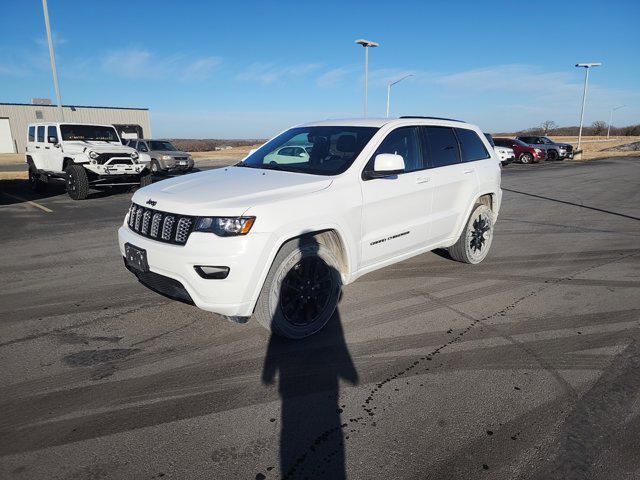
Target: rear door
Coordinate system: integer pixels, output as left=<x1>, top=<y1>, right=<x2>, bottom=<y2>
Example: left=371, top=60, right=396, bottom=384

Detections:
left=360, top=126, right=434, bottom=267
left=422, top=126, right=477, bottom=244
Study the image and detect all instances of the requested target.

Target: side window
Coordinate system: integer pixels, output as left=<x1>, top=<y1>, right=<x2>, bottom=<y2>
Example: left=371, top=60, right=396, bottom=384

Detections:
left=37, top=126, right=45, bottom=142
left=139, top=142, right=149, bottom=152
left=367, top=126, right=422, bottom=173
left=47, top=126, right=57, bottom=141
left=28, top=126, right=35, bottom=142
left=455, top=128, right=489, bottom=162
left=423, top=126, right=460, bottom=168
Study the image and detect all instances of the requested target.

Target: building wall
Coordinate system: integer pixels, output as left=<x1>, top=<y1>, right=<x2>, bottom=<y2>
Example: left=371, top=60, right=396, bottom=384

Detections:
left=0, top=103, right=151, bottom=153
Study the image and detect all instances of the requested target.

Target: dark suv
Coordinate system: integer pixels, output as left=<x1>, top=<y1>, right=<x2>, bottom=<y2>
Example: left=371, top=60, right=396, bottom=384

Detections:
left=516, top=136, right=573, bottom=161
left=494, top=138, right=546, bottom=164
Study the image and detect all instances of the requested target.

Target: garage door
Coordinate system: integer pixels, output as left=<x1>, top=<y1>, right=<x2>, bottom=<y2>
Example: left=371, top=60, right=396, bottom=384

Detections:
left=0, top=118, right=15, bottom=153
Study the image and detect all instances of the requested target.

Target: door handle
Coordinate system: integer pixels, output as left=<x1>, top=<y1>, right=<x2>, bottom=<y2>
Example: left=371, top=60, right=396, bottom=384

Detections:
left=416, top=176, right=430, bottom=184
left=463, top=168, right=474, bottom=174
left=35, top=146, right=40, bottom=149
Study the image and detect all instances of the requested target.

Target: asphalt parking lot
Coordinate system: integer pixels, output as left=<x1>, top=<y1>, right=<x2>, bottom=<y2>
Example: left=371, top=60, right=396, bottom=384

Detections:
left=1, top=157, right=639, bottom=480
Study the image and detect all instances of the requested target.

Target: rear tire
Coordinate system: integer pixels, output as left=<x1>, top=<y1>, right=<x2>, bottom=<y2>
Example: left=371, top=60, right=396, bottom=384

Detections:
left=520, top=153, right=533, bottom=164
left=446, top=204, right=494, bottom=264
left=28, top=167, right=48, bottom=193
left=65, top=164, right=89, bottom=200
left=254, top=237, right=342, bottom=339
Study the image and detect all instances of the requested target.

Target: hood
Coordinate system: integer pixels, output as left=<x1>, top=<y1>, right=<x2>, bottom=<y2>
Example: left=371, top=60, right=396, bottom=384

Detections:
left=131, top=166, right=333, bottom=216
left=63, top=140, right=135, bottom=155
left=555, top=142, right=572, bottom=148
left=152, top=150, right=189, bottom=156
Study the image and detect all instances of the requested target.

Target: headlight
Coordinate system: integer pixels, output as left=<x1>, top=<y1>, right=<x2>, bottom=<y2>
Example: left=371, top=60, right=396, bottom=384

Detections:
left=534, top=148, right=542, bottom=153
left=195, top=217, right=255, bottom=236
left=131, top=151, right=139, bottom=160
left=89, top=150, right=99, bottom=159
left=162, top=155, right=172, bottom=161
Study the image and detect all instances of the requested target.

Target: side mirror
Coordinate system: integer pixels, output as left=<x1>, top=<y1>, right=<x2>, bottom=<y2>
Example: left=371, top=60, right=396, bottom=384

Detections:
left=365, top=153, right=405, bottom=179
left=47, top=136, right=58, bottom=144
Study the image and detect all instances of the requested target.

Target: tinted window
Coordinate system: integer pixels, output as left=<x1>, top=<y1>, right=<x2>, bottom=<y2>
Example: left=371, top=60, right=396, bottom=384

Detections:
left=242, top=126, right=378, bottom=176
left=60, top=124, right=119, bottom=142
left=37, top=126, right=45, bottom=142
left=149, top=141, right=177, bottom=151
left=493, top=139, right=510, bottom=147
left=519, top=137, right=537, bottom=144
left=47, top=126, right=57, bottom=141
left=367, top=127, right=422, bottom=173
left=423, top=126, right=460, bottom=168
left=483, top=133, right=495, bottom=148
left=278, top=147, right=296, bottom=156
left=456, top=128, right=489, bottom=162
left=28, top=126, right=35, bottom=142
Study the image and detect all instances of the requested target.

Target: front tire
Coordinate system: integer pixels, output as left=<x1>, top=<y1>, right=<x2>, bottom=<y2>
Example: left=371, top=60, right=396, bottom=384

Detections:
left=520, top=153, right=533, bottom=164
left=446, top=204, right=494, bottom=264
left=28, top=167, right=48, bottom=193
left=547, top=149, right=559, bottom=161
left=254, top=238, right=342, bottom=339
left=150, top=159, right=161, bottom=174
left=139, top=172, right=153, bottom=188
left=65, top=164, right=89, bottom=200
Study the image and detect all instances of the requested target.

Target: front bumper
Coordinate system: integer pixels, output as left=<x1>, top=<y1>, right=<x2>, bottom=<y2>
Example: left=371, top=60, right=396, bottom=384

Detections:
left=160, top=158, right=194, bottom=171
left=118, top=224, right=273, bottom=317
left=85, top=162, right=146, bottom=176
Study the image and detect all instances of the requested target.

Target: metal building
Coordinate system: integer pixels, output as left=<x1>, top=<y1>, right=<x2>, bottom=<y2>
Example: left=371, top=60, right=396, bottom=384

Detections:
left=0, top=101, right=152, bottom=153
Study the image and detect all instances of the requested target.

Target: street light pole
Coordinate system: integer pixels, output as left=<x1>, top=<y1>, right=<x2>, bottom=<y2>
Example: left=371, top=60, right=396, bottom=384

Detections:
left=607, top=105, right=625, bottom=139
left=386, top=73, right=414, bottom=118
left=42, top=0, right=63, bottom=121
left=355, top=39, right=379, bottom=117
left=575, top=62, right=601, bottom=152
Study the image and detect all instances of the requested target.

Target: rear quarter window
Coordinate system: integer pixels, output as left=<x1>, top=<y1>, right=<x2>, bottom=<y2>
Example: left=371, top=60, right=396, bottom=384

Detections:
left=456, top=128, right=490, bottom=162
left=423, top=126, right=461, bottom=168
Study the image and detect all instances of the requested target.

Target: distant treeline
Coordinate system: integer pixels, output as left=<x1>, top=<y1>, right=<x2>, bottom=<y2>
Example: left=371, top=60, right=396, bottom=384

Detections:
left=170, top=139, right=265, bottom=152
left=498, top=121, right=640, bottom=137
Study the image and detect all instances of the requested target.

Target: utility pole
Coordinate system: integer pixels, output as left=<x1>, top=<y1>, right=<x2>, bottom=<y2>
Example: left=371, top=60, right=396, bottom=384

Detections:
left=42, top=0, right=64, bottom=121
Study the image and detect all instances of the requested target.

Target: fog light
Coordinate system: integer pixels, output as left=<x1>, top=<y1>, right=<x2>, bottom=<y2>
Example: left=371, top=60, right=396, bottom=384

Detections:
left=195, top=265, right=229, bottom=279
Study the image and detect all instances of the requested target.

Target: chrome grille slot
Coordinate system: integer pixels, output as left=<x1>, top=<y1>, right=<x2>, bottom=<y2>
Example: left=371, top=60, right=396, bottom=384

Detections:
left=127, top=203, right=195, bottom=245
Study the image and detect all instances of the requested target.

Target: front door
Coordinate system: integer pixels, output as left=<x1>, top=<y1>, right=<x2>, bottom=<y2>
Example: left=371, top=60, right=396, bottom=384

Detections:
left=360, top=126, right=434, bottom=267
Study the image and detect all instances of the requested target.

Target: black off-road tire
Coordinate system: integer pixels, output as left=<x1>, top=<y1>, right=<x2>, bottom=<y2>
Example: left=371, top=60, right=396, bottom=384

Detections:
left=28, top=166, right=48, bottom=193
left=65, top=164, right=90, bottom=200
left=547, top=149, right=559, bottom=161
left=446, top=204, right=494, bottom=264
left=254, top=237, right=342, bottom=339
left=139, top=172, right=153, bottom=188
left=520, top=153, right=533, bottom=164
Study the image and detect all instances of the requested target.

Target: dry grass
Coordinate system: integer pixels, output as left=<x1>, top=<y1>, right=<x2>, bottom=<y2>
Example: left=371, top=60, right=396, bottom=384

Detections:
left=0, top=153, right=23, bottom=165
left=189, top=145, right=259, bottom=160
left=548, top=136, right=640, bottom=160
left=0, top=171, right=27, bottom=180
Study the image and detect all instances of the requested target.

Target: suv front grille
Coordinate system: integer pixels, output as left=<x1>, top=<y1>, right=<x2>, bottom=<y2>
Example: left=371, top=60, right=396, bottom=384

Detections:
left=96, top=152, right=132, bottom=164
left=128, top=203, right=195, bottom=245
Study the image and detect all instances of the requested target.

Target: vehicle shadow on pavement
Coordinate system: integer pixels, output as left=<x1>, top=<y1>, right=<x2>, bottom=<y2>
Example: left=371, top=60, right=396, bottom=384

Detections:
left=261, top=240, right=358, bottom=479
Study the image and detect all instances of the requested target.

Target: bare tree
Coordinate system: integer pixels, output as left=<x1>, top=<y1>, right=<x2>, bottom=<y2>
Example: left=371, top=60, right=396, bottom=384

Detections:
left=591, top=120, right=607, bottom=136
left=540, top=120, right=557, bottom=135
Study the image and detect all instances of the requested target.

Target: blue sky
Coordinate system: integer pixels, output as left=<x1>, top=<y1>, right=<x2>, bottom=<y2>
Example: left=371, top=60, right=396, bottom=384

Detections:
left=1, top=0, right=639, bottom=138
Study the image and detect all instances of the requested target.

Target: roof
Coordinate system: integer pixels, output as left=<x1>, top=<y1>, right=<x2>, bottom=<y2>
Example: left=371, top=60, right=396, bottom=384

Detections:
left=298, top=117, right=471, bottom=128
left=0, top=102, right=148, bottom=111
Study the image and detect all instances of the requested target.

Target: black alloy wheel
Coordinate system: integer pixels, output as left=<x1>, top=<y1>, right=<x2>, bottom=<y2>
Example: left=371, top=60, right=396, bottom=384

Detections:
left=470, top=215, right=491, bottom=253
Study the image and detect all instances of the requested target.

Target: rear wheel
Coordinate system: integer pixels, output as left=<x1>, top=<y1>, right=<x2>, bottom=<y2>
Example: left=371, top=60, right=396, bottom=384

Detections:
left=520, top=153, right=533, bottom=164
left=65, top=164, right=90, bottom=200
left=254, top=238, right=342, bottom=339
left=547, top=149, right=559, bottom=161
left=447, top=204, right=494, bottom=264
left=28, top=167, right=47, bottom=192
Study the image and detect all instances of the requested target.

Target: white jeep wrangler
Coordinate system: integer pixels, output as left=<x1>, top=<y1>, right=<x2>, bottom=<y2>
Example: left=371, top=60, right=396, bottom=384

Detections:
left=26, top=122, right=152, bottom=200
left=118, top=117, right=502, bottom=338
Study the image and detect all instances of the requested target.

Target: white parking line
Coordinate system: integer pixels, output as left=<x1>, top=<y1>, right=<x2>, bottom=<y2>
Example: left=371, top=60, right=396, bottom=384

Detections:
left=1, top=192, right=53, bottom=213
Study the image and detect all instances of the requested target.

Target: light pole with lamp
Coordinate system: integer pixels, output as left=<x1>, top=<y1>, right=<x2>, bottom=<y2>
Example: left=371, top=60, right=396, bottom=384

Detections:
left=42, top=0, right=64, bottom=121
left=386, top=74, right=414, bottom=118
left=575, top=62, right=601, bottom=152
left=607, top=105, right=625, bottom=139
left=355, top=39, right=379, bottom=117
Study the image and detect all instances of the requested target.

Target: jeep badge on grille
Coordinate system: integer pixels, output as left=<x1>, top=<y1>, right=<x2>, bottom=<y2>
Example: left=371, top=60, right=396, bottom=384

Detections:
left=146, top=199, right=157, bottom=206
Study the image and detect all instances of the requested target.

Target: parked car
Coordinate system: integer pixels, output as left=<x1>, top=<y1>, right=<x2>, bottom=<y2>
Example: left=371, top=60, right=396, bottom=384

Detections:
left=484, top=133, right=514, bottom=166
left=494, top=137, right=546, bottom=164
left=119, top=117, right=502, bottom=339
left=127, top=139, right=194, bottom=174
left=516, top=136, right=573, bottom=161
left=264, top=144, right=313, bottom=164
left=26, top=122, right=151, bottom=200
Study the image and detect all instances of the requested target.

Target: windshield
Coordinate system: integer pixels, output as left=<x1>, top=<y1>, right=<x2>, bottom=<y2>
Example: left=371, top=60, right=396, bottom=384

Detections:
left=60, top=124, right=120, bottom=142
left=239, top=126, right=379, bottom=175
left=149, top=140, right=178, bottom=151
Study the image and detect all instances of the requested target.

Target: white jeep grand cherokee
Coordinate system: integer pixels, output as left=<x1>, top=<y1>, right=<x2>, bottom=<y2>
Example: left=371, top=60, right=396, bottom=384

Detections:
left=119, top=117, right=501, bottom=338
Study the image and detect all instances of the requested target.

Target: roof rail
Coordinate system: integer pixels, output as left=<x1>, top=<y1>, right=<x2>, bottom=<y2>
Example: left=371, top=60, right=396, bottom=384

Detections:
left=399, top=116, right=465, bottom=123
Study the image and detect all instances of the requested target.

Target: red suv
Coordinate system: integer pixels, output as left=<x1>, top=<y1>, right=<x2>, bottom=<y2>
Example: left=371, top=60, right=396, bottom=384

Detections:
left=493, top=138, right=546, bottom=164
